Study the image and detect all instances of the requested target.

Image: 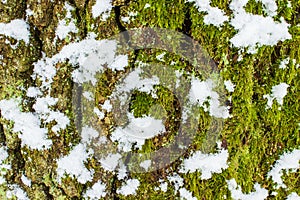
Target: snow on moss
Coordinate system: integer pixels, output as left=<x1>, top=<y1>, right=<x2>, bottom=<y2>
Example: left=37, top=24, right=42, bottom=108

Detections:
left=84, top=180, right=107, bottom=200
left=6, top=184, right=29, bottom=200
left=92, top=0, right=113, bottom=20
left=227, top=179, right=269, bottom=200
left=263, top=83, right=289, bottom=109
left=187, top=0, right=228, bottom=27
left=56, top=143, right=94, bottom=184
left=117, top=179, right=140, bottom=196
left=229, top=0, right=291, bottom=53
left=0, top=99, right=52, bottom=150
left=179, top=149, right=229, bottom=179
left=189, top=78, right=230, bottom=119
left=0, top=19, right=30, bottom=44
left=110, top=113, right=166, bottom=152
left=267, top=149, right=300, bottom=189
left=55, top=2, right=78, bottom=40
left=287, top=192, right=300, bottom=200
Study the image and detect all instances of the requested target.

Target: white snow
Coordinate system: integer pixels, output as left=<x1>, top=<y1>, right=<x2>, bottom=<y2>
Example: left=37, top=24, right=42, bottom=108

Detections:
left=179, top=188, right=197, bottom=200
left=156, top=180, right=168, bottom=192
left=26, top=87, right=42, bottom=98
left=117, top=179, right=140, bottom=196
left=56, top=143, right=94, bottom=184
left=279, top=57, right=290, bottom=69
left=101, top=100, right=112, bottom=112
left=33, top=37, right=121, bottom=89
left=55, top=3, right=78, bottom=40
left=189, top=78, right=230, bottom=119
left=82, top=91, right=94, bottom=101
left=224, top=80, right=235, bottom=92
left=56, top=19, right=78, bottom=40
left=6, top=184, right=29, bottom=200
left=0, top=147, right=8, bottom=164
left=0, top=146, right=10, bottom=184
left=267, top=149, right=300, bottom=188
left=110, top=113, right=165, bottom=152
left=167, top=173, right=184, bottom=191
left=21, top=175, right=31, bottom=187
left=156, top=52, right=166, bottom=61
left=93, top=107, right=105, bottom=120
left=0, top=99, right=52, bottom=150
left=139, top=159, right=151, bottom=171
left=81, top=126, right=99, bottom=144
left=255, top=0, right=277, bottom=17
left=227, top=179, right=269, bottom=200
left=229, top=0, right=291, bottom=53
left=144, top=3, right=151, bottom=9
left=263, top=83, right=289, bottom=109
left=92, top=0, right=113, bottom=20
left=180, top=149, right=229, bottom=179
left=33, top=97, right=70, bottom=133
left=0, top=19, right=30, bottom=44
left=187, top=0, right=229, bottom=27
left=287, top=192, right=300, bottom=200
left=84, top=180, right=106, bottom=200
left=109, top=55, right=128, bottom=71
left=99, top=153, right=122, bottom=171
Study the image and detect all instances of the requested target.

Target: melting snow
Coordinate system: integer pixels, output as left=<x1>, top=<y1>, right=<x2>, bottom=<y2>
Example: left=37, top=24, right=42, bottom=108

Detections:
left=0, top=99, right=52, bottom=150
left=0, top=19, right=30, bottom=44
left=179, top=149, right=229, bottom=179
left=6, top=184, right=29, bottom=200
left=229, top=0, right=291, bottom=53
left=187, top=0, right=228, bottom=27
left=179, top=188, right=197, bottom=200
left=92, top=0, right=113, bottom=20
left=224, top=80, right=235, bottom=92
left=267, top=149, right=300, bottom=188
left=263, top=83, right=289, bottom=109
left=56, top=143, right=94, bottom=184
left=227, top=179, right=268, bottom=200
left=139, top=159, right=151, bottom=171
left=21, top=174, right=32, bottom=187
left=255, top=0, right=278, bottom=17
left=117, top=179, right=140, bottom=196
left=110, top=113, right=165, bottom=152
left=189, top=78, right=230, bottom=118
left=287, top=192, right=300, bottom=200
left=84, top=180, right=106, bottom=199
left=55, top=3, right=78, bottom=40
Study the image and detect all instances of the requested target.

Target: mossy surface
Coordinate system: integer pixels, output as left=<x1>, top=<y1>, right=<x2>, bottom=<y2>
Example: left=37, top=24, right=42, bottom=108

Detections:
left=0, top=0, right=299, bottom=199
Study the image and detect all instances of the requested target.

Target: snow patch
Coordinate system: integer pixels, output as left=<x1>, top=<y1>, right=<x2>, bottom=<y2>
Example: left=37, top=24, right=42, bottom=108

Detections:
left=189, top=78, right=230, bottom=119
left=287, top=192, right=300, bottom=200
left=92, top=0, right=113, bottom=20
left=139, top=160, right=151, bottom=171
left=224, top=80, right=235, bottom=92
left=6, top=184, right=29, bottom=200
left=179, top=188, right=197, bottom=200
left=84, top=180, right=106, bottom=199
left=110, top=113, right=165, bottom=152
left=55, top=3, right=78, bottom=40
left=0, top=99, right=52, bottom=150
left=117, top=179, right=140, bottom=196
left=263, top=83, right=289, bottom=109
left=267, top=149, right=300, bottom=188
left=227, top=179, right=269, bottom=200
left=0, top=19, right=30, bottom=44
left=187, top=0, right=228, bottom=27
left=56, top=143, right=94, bottom=184
left=229, top=0, right=291, bottom=53
left=179, top=149, right=229, bottom=179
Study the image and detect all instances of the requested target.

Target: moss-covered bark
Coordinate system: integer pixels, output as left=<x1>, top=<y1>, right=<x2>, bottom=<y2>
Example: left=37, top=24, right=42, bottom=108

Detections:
left=1, top=0, right=300, bottom=199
